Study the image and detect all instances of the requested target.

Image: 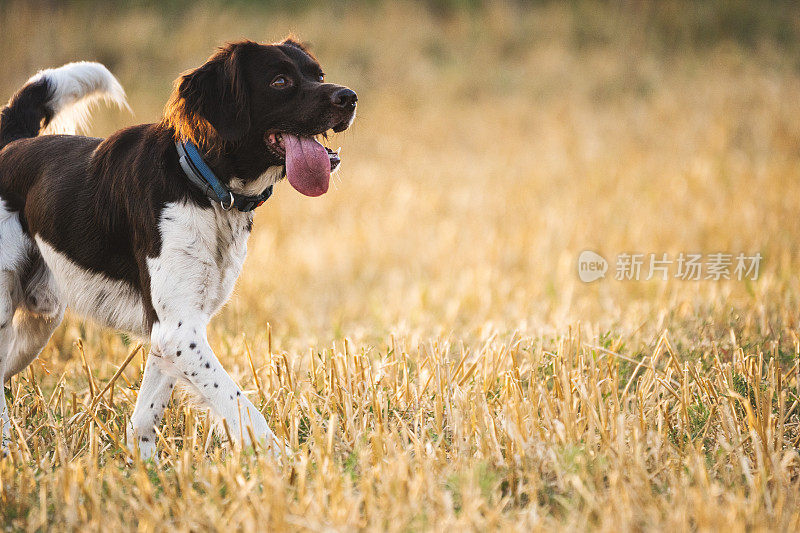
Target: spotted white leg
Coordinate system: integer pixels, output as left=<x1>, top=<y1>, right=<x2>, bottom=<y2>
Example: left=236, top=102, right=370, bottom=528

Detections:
left=145, top=201, right=281, bottom=455
left=127, top=351, right=176, bottom=460
left=150, top=320, right=280, bottom=453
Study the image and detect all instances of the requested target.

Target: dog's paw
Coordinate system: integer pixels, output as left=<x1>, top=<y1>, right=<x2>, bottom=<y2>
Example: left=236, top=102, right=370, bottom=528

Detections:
left=126, top=426, right=158, bottom=463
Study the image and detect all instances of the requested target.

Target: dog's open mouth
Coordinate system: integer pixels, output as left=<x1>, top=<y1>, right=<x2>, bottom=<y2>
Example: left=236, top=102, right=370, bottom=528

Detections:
left=266, top=132, right=341, bottom=197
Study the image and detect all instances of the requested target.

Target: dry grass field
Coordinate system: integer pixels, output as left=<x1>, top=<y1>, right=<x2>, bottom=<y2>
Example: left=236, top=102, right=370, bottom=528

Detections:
left=2, top=0, right=800, bottom=530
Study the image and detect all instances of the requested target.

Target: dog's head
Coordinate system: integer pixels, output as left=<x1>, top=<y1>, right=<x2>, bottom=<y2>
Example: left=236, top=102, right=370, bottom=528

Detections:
left=164, top=39, right=357, bottom=196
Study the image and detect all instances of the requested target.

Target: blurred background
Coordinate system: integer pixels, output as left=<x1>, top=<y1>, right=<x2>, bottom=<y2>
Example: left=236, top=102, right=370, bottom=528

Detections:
left=1, top=0, right=799, bottom=358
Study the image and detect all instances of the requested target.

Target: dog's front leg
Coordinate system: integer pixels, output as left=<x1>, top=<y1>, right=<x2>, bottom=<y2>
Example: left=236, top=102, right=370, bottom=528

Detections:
left=127, top=350, right=175, bottom=460
left=145, top=204, right=280, bottom=454
left=150, top=320, right=280, bottom=453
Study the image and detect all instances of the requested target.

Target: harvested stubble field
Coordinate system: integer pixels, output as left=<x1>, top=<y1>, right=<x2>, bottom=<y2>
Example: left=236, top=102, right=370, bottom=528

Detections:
left=2, top=0, right=800, bottom=531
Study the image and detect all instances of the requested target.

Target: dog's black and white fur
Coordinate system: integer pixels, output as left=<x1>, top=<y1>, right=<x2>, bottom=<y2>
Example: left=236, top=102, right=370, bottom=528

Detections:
left=0, top=39, right=356, bottom=457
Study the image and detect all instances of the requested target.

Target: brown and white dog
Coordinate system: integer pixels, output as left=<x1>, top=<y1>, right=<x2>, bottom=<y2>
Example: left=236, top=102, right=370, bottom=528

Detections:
left=0, top=39, right=357, bottom=458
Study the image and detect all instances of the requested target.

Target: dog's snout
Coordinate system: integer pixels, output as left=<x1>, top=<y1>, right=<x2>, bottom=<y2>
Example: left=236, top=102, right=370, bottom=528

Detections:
left=331, top=87, right=357, bottom=109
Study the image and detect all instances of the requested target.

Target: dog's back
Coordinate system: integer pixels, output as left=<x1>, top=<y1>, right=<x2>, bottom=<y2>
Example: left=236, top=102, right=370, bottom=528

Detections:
left=0, top=135, right=99, bottom=212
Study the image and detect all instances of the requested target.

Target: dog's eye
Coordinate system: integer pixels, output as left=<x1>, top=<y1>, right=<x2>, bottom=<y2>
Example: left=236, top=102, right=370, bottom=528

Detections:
left=270, top=75, right=292, bottom=89
left=318, top=73, right=325, bottom=82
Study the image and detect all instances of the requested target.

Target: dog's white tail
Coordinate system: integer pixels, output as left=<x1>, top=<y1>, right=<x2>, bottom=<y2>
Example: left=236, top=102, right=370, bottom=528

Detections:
left=0, top=61, right=129, bottom=148
left=28, top=61, right=131, bottom=135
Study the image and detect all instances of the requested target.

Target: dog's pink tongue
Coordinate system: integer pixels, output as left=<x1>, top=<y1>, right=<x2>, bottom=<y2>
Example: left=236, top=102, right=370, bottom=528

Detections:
left=284, top=134, right=330, bottom=197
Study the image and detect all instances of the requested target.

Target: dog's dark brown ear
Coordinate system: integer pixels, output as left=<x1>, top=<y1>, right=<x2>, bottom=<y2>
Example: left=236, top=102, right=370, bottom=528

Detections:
left=175, top=44, right=251, bottom=143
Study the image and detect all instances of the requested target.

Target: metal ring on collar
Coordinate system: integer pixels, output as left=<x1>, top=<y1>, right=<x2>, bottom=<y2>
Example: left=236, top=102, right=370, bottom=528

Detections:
left=221, top=191, right=235, bottom=211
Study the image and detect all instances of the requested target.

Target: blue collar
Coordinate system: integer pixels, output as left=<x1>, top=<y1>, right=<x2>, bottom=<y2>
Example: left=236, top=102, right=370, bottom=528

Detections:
left=175, top=139, right=275, bottom=212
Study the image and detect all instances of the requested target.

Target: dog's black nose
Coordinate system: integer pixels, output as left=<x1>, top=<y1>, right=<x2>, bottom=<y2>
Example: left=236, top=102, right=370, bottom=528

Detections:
left=331, top=88, right=357, bottom=108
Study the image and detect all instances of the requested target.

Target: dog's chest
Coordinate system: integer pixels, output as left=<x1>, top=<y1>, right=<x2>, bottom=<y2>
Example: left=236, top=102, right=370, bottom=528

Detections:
left=210, top=207, right=252, bottom=306
left=149, top=202, right=252, bottom=320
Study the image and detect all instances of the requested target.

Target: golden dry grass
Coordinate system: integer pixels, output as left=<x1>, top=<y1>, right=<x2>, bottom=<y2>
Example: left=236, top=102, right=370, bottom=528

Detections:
left=1, top=1, right=800, bottom=530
